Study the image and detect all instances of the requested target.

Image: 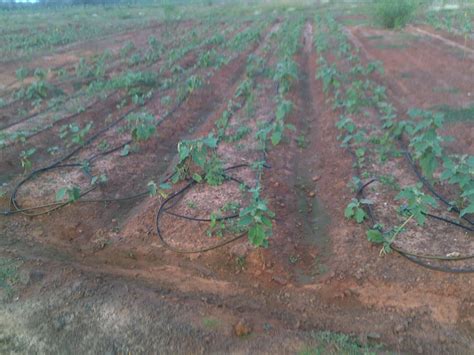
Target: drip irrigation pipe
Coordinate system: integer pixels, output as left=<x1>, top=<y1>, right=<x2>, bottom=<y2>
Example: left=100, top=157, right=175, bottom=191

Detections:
left=404, top=151, right=474, bottom=226
left=3, top=81, right=189, bottom=217
left=356, top=175, right=474, bottom=273
left=155, top=164, right=260, bottom=254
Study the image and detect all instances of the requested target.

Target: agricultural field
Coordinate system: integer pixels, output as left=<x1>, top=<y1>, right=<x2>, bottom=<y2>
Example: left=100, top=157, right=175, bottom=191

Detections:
left=0, top=0, right=473, bottom=353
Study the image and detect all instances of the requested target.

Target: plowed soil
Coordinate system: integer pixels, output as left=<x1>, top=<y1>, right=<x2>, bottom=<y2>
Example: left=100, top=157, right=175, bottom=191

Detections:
left=0, top=17, right=473, bottom=355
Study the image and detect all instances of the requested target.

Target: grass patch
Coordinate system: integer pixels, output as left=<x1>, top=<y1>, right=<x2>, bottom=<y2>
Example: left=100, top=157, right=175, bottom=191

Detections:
left=365, top=35, right=384, bottom=41
left=339, top=17, right=371, bottom=27
left=374, top=43, right=408, bottom=49
left=400, top=71, right=414, bottom=78
left=0, top=258, right=19, bottom=299
left=432, top=87, right=461, bottom=94
left=202, top=317, right=220, bottom=328
left=434, top=104, right=474, bottom=123
left=372, top=0, right=417, bottom=29
left=299, top=331, right=382, bottom=355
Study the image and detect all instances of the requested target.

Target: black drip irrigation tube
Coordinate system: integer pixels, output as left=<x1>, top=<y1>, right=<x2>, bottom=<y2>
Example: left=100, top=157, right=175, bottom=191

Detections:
left=155, top=164, right=258, bottom=254
left=2, top=86, right=188, bottom=217
left=353, top=159, right=474, bottom=274
left=404, top=151, right=474, bottom=226
left=2, top=24, right=263, bottom=217
left=4, top=35, right=286, bottom=255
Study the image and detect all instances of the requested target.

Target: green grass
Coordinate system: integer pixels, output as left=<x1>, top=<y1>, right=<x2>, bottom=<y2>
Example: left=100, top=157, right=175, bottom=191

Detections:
left=365, top=35, right=384, bottom=41
left=338, top=17, right=371, bottom=27
left=372, top=0, right=417, bottom=29
left=434, top=104, right=474, bottom=123
left=299, top=331, right=382, bottom=355
left=0, top=258, right=19, bottom=298
left=202, top=317, right=220, bottom=328
left=399, top=71, right=413, bottom=78
left=432, top=87, right=461, bottom=94
left=374, top=43, right=408, bottom=50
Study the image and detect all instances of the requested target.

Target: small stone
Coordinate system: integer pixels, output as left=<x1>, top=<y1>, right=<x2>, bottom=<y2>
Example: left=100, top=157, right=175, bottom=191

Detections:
left=272, top=275, right=288, bottom=286
left=31, top=228, right=43, bottom=238
left=312, top=175, right=321, bottom=182
left=234, top=318, right=251, bottom=337
left=367, top=332, right=381, bottom=340
left=394, top=324, right=404, bottom=333
left=308, top=191, right=316, bottom=198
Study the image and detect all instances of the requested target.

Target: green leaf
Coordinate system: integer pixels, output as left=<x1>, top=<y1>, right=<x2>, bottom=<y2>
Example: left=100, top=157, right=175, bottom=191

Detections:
left=147, top=181, right=157, bottom=196
left=238, top=215, right=253, bottom=227
left=178, top=143, right=189, bottom=162
left=70, top=187, right=81, bottom=201
left=120, top=144, right=130, bottom=157
left=192, top=173, right=203, bottom=183
left=271, top=129, right=282, bottom=146
left=56, top=187, right=67, bottom=202
left=461, top=203, right=474, bottom=217
left=248, top=224, right=265, bottom=247
left=354, top=208, right=366, bottom=223
left=344, top=205, right=354, bottom=219
left=159, top=183, right=172, bottom=190
left=367, top=229, right=384, bottom=244
left=261, top=216, right=273, bottom=227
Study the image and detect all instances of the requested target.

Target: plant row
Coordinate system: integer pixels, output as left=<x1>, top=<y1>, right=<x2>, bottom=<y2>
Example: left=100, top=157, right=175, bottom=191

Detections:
left=314, top=12, right=473, bottom=252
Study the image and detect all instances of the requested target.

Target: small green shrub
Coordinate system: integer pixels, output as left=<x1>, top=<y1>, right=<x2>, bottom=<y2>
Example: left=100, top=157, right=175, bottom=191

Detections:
left=373, top=0, right=417, bottom=29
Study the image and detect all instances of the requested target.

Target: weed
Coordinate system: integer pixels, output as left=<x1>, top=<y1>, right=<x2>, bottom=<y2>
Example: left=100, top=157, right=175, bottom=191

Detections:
left=344, top=198, right=372, bottom=223
left=236, top=256, right=246, bottom=269
left=56, top=185, right=81, bottom=203
left=202, top=318, right=219, bottom=328
left=300, top=330, right=380, bottom=355
left=16, top=66, right=29, bottom=81
left=296, top=134, right=308, bottom=149
left=19, top=148, right=36, bottom=172
left=0, top=258, right=19, bottom=299
left=289, top=255, right=300, bottom=264
left=373, top=0, right=417, bottom=29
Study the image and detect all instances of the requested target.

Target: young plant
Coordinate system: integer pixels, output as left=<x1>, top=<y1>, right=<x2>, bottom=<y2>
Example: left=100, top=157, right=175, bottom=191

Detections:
left=395, top=184, right=438, bottom=225
left=407, top=109, right=450, bottom=180
left=172, top=133, right=224, bottom=186
left=126, top=111, right=157, bottom=142
left=238, top=186, right=274, bottom=247
left=147, top=181, right=170, bottom=198
left=59, top=122, right=93, bottom=147
left=344, top=198, right=372, bottom=223
left=56, top=185, right=81, bottom=203
left=440, top=155, right=474, bottom=216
